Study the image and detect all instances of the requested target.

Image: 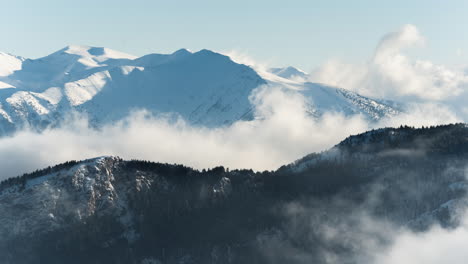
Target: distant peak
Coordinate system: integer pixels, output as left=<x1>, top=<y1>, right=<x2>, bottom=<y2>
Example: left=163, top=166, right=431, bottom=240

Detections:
left=59, top=45, right=91, bottom=54
left=270, top=66, right=306, bottom=74
left=269, top=66, right=308, bottom=80
left=194, top=49, right=230, bottom=59
left=53, top=45, right=136, bottom=60
left=197, top=49, right=218, bottom=55
left=64, top=44, right=90, bottom=50
left=82, top=155, right=120, bottom=163
left=285, top=66, right=307, bottom=73
left=172, top=48, right=192, bottom=56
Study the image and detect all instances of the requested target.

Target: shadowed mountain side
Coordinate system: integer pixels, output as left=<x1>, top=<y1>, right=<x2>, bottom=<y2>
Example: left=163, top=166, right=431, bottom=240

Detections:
left=0, top=124, right=467, bottom=263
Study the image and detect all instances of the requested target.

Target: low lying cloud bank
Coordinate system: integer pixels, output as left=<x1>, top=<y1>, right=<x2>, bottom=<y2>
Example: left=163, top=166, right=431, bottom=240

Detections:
left=0, top=85, right=462, bottom=181
left=374, top=216, right=468, bottom=264
left=258, top=161, right=468, bottom=264
left=0, top=86, right=369, bottom=179
left=264, top=200, right=468, bottom=264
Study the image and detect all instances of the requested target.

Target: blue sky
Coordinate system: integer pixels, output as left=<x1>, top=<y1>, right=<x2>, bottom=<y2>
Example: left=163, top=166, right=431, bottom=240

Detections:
left=2, top=0, right=468, bottom=70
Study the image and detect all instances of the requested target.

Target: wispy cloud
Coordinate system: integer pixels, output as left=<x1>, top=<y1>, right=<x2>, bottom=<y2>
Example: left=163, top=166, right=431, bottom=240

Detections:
left=310, top=24, right=468, bottom=106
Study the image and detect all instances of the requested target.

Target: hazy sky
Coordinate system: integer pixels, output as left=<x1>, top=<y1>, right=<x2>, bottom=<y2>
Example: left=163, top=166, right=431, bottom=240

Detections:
left=1, top=0, right=468, bottom=70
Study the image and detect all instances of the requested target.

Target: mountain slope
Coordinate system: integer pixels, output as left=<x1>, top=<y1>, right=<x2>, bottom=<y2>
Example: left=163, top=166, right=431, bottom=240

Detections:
left=1, top=124, right=467, bottom=263
left=78, top=49, right=266, bottom=126
left=300, top=82, right=402, bottom=120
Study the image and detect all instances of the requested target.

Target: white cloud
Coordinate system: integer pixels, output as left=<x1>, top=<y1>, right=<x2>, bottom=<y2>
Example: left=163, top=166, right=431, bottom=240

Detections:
left=378, top=102, right=461, bottom=127
left=374, top=217, right=468, bottom=264
left=310, top=24, right=468, bottom=104
left=370, top=167, right=468, bottom=264
left=263, top=177, right=468, bottom=264
left=222, top=49, right=269, bottom=72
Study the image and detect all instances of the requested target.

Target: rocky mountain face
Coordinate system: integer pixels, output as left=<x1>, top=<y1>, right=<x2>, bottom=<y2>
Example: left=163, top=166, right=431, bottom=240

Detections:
left=1, top=124, right=467, bottom=263
left=0, top=46, right=402, bottom=135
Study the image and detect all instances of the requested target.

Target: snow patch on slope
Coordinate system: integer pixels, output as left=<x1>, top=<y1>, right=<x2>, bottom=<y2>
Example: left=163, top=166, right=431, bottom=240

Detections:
left=32, top=87, right=63, bottom=105
left=65, top=70, right=112, bottom=106
left=6, top=91, right=50, bottom=116
left=0, top=52, right=24, bottom=77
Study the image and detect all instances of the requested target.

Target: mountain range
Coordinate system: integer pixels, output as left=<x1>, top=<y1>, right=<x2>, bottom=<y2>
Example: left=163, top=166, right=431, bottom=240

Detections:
left=0, top=45, right=403, bottom=135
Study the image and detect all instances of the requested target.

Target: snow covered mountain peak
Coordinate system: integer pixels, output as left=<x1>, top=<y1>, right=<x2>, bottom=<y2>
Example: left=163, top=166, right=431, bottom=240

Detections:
left=268, top=66, right=308, bottom=80
left=57, top=45, right=136, bottom=58
left=0, top=46, right=404, bottom=135
left=57, top=45, right=137, bottom=63
left=172, top=48, right=192, bottom=55
left=33, top=44, right=137, bottom=73
left=2, top=45, right=137, bottom=92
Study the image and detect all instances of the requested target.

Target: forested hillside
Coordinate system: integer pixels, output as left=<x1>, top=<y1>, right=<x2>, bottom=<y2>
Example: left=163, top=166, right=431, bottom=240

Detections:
left=1, top=124, right=467, bottom=264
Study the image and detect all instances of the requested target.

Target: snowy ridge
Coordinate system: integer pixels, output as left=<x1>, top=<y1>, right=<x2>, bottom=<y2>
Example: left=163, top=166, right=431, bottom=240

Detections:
left=287, top=123, right=468, bottom=173
left=0, top=46, right=403, bottom=134
left=0, top=156, right=128, bottom=240
left=300, top=83, right=402, bottom=120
